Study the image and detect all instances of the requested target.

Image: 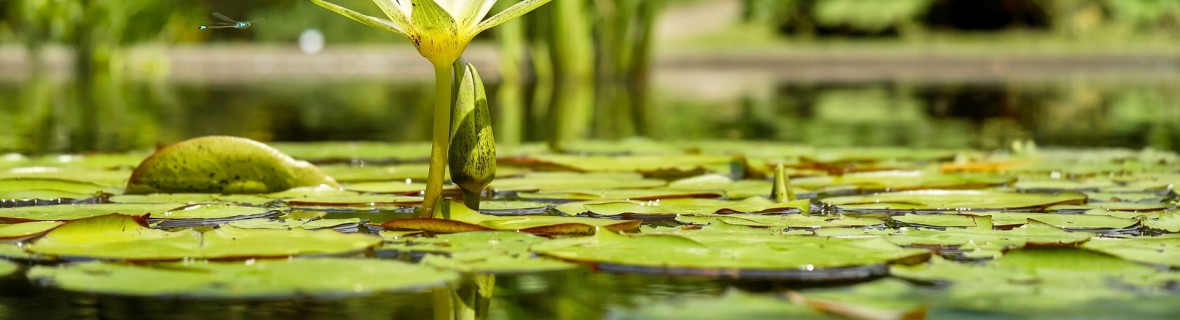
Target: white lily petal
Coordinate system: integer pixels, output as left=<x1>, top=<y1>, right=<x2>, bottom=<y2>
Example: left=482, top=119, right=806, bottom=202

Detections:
left=312, top=0, right=406, bottom=35
left=475, top=0, right=498, bottom=23
left=376, top=0, right=416, bottom=33
left=476, top=0, right=551, bottom=33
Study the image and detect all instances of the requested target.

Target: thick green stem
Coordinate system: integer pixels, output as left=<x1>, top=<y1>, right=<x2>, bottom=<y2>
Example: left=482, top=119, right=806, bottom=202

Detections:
left=422, top=62, right=455, bottom=217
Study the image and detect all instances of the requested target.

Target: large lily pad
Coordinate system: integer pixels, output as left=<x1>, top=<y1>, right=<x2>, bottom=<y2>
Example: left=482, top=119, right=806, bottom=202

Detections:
left=382, top=231, right=577, bottom=274
left=791, top=171, right=1011, bottom=194
left=28, top=258, right=457, bottom=298
left=822, top=190, right=1086, bottom=212
left=677, top=214, right=884, bottom=230
left=1083, top=236, right=1180, bottom=268
left=516, top=188, right=726, bottom=201
left=0, top=178, right=120, bottom=196
left=489, top=172, right=666, bottom=193
left=533, top=231, right=929, bottom=279
left=0, top=221, right=64, bottom=240
left=0, top=203, right=182, bottom=222
left=24, top=214, right=381, bottom=261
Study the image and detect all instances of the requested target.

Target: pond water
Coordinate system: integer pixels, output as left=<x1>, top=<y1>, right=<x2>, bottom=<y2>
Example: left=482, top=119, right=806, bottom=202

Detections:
left=1, top=77, right=1177, bottom=154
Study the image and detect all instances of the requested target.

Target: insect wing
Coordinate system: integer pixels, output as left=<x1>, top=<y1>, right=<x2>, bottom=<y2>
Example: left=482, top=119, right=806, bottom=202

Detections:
left=212, top=12, right=238, bottom=23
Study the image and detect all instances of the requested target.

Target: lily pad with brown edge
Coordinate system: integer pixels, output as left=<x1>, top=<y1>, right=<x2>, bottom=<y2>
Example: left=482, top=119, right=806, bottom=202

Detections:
left=1083, top=235, right=1180, bottom=268
left=125, top=136, right=339, bottom=194
left=889, top=248, right=1180, bottom=315
left=556, top=198, right=808, bottom=219
left=0, top=221, right=64, bottom=240
left=27, top=258, right=457, bottom=298
left=822, top=190, right=1087, bottom=213
left=963, top=212, right=1140, bottom=231
left=381, top=201, right=639, bottom=235
left=24, top=214, right=382, bottom=261
left=0, top=203, right=183, bottom=222
left=677, top=214, right=885, bottom=230
left=533, top=230, right=930, bottom=280
left=891, top=213, right=981, bottom=228
left=267, top=188, right=421, bottom=211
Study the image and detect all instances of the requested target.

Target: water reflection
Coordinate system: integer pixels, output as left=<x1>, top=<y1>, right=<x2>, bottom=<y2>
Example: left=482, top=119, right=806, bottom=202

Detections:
left=0, top=77, right=1177, bottom=154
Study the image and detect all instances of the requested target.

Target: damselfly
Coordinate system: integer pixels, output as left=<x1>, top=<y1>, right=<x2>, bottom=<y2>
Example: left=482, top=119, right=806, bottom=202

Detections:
left=199, top=12, right=257, bottom=30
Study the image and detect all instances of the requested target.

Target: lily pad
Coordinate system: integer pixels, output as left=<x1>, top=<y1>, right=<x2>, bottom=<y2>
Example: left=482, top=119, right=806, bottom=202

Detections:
left=533, top=231, right=929, bottom=280
left=109, top=193, right=275, bottom=205
left=382, top=202, right=640, bottom=235
left=1083, top=236, right=1180, bottom=268
left=0, top=221, right=64, bottom=240
left=270, top=141, right=432, bottom=163
left=822, top=190, right=1086, bottom=212
left=0, top=203, right=183, bottom=222
left=489, top=172, right=666, bottom=193
left=0, top=178, right=119, bottom=196
left=791, top=171, right=1011, bottom=194
left=501, top=154, right=730, bottom=178
left=678, top=214, right=885, bottom=230
left=477, top=201, right=551, bottom=215
left=557, top=198, right=807, bottom=218
left=125, top=136, right=339, bottom=194
left=24, top=214, right=382, bottom=261
left=226, top=217, right=363, bottom=231
left=1143, top=212, right=1180, bottom=232
left=382, top=231, right=577, bottom=274
left=517, top=188, right=726, bottom=202
left=28, top=258, right=457, bottom=298
left=885, top=220, right=1094, bottom=251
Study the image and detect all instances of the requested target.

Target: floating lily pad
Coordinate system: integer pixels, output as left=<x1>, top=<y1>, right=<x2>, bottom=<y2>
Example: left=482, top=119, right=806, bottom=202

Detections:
left=489, top=172, right=666, bottom=193
left=611, top=290, right=826, bottom=319
left=533, top=231, right=929, bottom=280
left=974, top=212, right=1139, bottom=231
left=668, top=175, right=808, bottom=199
left=270, top=141, right=432, bottom=163
left=892, top=213, right=981, bottom=228
left=226, top=217, right=362, bottom=231
left=1013, top=178, right=1116, bottom=192
left=477, top=201, right=550, bottom=215
left=890, top=248, right=1180, bottom=314
left=791, top=171, right=1010, bottom=194
left=28, top=258, right=457, bottom=298
left=382, top=202, right=639, bottom=235
left=501, top=154, right=729, bottom=178
left=0, top=168, right=131, bottom=187
left=0, top=221, right=64, bottom=240
left=517, top=188, right=726, bottom=202
left=822, top=190, right=1086, bottom=212
left=1143, top=212, right=1180, bottom=232
left=109, top=193, right=275, bottom=205
left=885, top=220, right=1094, bottom=251
left=382, top=231, right=577, bottom=274
left=25, top=214, right=381, bottom=260
left=678, top=214, right=884, bottom=230
left=557, top=198, right=807, bottom=218
left=343, top=181, right=455, bottom=195
left=0, top=203, right=183, bottom=222
left=0, top=178, right=119, bottom=196
left=1083, top=236, right=1180, bottom=268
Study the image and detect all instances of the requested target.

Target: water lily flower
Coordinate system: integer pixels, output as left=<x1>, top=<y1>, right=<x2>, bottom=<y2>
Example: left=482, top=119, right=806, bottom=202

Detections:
left=312, top=0, right=551, bottom=66
left=312, top=0, right=551, bottom=216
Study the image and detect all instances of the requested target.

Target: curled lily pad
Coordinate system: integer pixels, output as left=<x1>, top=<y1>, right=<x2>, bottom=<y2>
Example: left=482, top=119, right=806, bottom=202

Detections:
left=822, top=190, right=1086, bottom=213
left=382, top=202, right=639, bottom=235
left=533, top=231, right=929, bottom=280
left=24, top=214, right=381, bottom=261
left=126, top=136, right=339, bottom=194
left=28, top=258, right=457, bottom=298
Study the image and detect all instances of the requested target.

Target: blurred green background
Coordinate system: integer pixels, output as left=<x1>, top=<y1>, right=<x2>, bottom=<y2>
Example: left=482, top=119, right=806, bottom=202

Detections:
left=1, top=0, right=1178, bottom=154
